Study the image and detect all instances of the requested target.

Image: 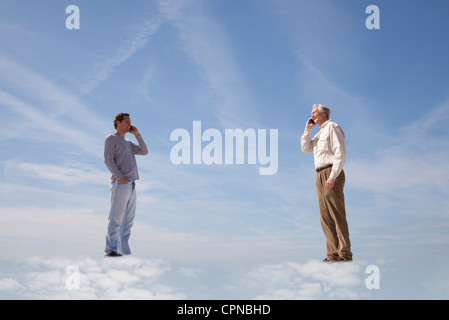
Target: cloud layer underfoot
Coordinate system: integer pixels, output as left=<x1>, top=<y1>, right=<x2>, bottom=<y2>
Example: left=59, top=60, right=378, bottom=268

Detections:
left=0, top=256, right=376, bottom=300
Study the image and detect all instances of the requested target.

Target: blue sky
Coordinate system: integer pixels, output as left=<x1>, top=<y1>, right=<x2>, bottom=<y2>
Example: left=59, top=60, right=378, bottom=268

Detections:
left=1, top=0, right=449, bottom=299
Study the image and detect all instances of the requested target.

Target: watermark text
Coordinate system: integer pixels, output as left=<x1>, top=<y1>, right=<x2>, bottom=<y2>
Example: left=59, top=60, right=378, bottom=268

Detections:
left=170, top=121, right=278, bottom=175
left=65, top=265, right=80, bottom=290
left=365, top=265, right=380, bottom=290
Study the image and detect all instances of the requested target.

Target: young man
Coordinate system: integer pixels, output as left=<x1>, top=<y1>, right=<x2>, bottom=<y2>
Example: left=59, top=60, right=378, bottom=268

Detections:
left=104, top=113, right=148, bottom=257
left=300, top=104, right=353, bottom=262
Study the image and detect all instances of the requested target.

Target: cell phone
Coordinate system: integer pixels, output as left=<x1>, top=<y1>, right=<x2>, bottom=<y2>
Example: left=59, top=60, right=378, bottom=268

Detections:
left=129, top=126, right=134, bottom=132
left=309, top=119, right=315, bottom=125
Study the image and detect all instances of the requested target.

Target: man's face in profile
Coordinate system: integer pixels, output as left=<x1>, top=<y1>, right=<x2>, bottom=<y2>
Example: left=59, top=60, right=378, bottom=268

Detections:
left=117, top=115, right=132, bottom=132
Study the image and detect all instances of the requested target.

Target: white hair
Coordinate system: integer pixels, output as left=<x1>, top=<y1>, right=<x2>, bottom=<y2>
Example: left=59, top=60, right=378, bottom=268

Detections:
left=313, top=104, right=330, bottom=119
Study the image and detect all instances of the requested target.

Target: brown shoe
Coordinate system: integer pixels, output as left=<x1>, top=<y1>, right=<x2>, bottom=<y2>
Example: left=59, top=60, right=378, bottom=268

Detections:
left=337, top=256, right=352, bottom=262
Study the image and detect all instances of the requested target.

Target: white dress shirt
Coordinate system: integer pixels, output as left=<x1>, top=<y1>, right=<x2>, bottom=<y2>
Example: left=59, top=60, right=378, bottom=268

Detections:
left=301, top=119, right=346, bottom=180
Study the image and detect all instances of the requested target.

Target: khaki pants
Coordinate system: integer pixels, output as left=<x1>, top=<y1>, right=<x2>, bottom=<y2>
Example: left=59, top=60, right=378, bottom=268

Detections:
left=316, top=168, right=352, bottom=261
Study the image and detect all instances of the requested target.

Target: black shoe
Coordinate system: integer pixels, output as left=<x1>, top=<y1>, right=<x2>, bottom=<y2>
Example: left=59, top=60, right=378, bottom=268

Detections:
left=104, top=251, right=122, bottom=257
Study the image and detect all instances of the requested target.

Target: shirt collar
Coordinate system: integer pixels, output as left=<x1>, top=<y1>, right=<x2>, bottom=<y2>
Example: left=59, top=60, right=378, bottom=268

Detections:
left=319, top=119, right=332, bottom=130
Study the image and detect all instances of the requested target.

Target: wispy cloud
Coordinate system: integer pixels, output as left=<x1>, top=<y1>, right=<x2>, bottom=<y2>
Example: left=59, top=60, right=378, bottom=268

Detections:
left=158, top=0, right=259, bottom=128
left=78, top=9, right=165, bottom=95
left=274, top=0, right=361, bottom=106
left=0, top=55, right=108, bottom=156
left=8, top=162, right=109, bottom=185
left=347, top=99, right=449, bottom=194
left=0, top=202, right=213, bottom=260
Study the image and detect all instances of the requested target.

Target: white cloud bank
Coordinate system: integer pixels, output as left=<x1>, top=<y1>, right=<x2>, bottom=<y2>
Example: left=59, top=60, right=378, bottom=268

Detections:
left=1, top=256, right=448, bottom=300
left=0, top=256, right=185, bottom=300
left=241, top=260, right=364, bottom=300
left=0, top=256, right=371, bottom=300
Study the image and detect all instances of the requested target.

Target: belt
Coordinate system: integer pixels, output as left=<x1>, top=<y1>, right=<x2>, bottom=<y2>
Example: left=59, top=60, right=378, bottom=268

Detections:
left=316, top=164, right=333, bottom=173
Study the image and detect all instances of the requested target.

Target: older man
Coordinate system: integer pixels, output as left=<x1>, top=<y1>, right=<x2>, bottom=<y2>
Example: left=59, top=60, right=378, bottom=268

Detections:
left=301, top=104, right=352, bottom=262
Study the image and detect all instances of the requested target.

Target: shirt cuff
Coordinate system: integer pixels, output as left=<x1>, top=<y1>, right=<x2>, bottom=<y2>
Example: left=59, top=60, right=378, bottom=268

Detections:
left=329, top=170, right=339, bottom=180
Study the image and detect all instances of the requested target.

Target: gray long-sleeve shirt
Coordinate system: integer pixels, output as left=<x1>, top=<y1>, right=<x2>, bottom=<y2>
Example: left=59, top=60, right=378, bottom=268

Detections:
left=104, top=133, right=148, bottom=182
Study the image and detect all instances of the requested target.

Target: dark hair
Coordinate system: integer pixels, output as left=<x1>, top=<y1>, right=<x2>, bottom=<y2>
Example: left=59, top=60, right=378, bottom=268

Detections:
left=113, top=113, right=130, bottom=129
